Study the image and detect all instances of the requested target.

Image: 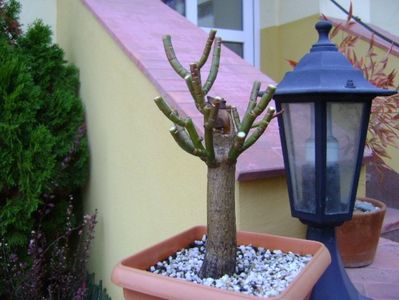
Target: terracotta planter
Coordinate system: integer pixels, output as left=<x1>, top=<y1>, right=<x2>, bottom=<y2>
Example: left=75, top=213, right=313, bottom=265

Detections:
left=336, top=197, right=386, bottom=268
left=112, top=226, right=330, bottom=300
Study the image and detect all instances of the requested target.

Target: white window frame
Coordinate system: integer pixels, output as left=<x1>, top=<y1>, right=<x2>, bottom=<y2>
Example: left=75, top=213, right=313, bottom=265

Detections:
left=185, top=0, right=259, bottom=68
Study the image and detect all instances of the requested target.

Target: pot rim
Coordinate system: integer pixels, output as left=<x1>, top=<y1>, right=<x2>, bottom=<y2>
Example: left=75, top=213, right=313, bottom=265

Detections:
left=112, top=226, right=331, bottom=300
left=354, top=196, right=387, bottom=215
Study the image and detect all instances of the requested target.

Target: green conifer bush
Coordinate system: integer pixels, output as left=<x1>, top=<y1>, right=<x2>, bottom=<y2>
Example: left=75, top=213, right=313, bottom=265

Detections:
left=0, top=0, right=89, bottom=247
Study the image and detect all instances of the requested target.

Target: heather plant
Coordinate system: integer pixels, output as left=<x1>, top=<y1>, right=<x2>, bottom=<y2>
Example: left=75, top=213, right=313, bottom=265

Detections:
left=0, top=0, right=21, bottom=42
left=85, top=273, right=112, bottom=300
left=0, top=0, right=89, bottom=248
left=0, top=197, right=98, bottom=300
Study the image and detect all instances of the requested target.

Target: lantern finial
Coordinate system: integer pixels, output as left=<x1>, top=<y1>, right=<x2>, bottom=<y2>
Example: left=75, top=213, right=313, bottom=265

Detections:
left=311, top=20, right=336, bottom=52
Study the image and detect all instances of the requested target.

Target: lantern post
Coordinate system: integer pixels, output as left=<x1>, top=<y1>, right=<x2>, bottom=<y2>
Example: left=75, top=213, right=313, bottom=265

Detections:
left=272, top=20, right=396, bottom=300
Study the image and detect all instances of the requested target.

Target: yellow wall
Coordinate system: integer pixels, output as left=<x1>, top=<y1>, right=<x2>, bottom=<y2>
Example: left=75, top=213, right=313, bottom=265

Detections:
left=57, top=0, right=305, bottom=298
left=260, top=14, right=320, bottom=82
left=357, top=167, right=366, bottom=197
left=238, top=176, right=306, bottom=237
left=238, top=167, right=366, bottom=239
left=57, top=1, right=208, bottom=298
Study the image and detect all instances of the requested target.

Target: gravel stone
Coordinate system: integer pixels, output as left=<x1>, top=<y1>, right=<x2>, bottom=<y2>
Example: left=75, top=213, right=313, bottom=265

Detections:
left=148, top=238, right=312, bottom=298
left=354, top=200, right=380, bottom=213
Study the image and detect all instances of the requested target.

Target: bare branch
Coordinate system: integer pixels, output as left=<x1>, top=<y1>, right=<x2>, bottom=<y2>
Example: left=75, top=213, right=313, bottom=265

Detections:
left=169, top=125, right=195, bottom=154
left=154, top=96, right=185, bottom=126
left=197, top=30, right=217, bottom=68
left=158, top=30, right=273, bottom=168
left=241, top=107, right=276, bottom=153
left=202, top=37, right=222, bottom=95
left=240, top=83, right=275, bottom=135
left=231, top=106, right=241, bottom=130
left=163, top=35, right=190, bottom=78
left=204, top=101, right=220, bottom=165
left=252, top=84, right=276, bottom=116
left=155, top=96, right=205, bottom=152
left=185, top=75, right=206, bottom=114
left=190, top=64, right=206, bottom=113
left=184, top=118, right=205, bottom=152
left=170, top=126, right=207, bottom=159
left=227, top=84, right=276, bottom=161
left=245, top=81, right=261, bottom=115
left=228, top=131, right=246, bottom=162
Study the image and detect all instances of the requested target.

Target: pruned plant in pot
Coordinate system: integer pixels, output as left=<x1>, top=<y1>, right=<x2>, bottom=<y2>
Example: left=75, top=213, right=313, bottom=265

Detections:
left=112, top=30, right=330, bottom=299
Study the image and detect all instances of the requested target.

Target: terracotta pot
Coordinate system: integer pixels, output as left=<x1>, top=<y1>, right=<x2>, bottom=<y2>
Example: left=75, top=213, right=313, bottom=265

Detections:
left=112, top=226, right=330, bottom=300
left=336, top=196, right=386, bottom=268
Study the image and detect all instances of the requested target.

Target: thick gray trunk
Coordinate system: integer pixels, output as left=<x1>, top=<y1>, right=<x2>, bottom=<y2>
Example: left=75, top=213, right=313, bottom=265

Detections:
left=199, top=133, right=237, bottom=279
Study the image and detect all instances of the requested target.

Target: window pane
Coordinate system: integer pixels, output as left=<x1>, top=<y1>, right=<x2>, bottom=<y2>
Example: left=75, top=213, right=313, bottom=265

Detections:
left=223, top=41, right=243, bottom=57
left=198, top=0, right=243, bottom=30
left=162, top=0, right=185, bottom=16
left=282, top=102, right=316, bottom=214
left=325, top=102, right=364, bottom=214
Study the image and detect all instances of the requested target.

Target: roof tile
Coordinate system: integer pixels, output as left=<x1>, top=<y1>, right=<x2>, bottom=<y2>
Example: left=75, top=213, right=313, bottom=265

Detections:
left=83, top=0, right=284, bottom=180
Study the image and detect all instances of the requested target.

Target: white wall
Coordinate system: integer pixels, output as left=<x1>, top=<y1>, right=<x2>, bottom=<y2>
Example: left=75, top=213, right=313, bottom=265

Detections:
left=260, top=0, right=399, bottom=37
left=259, top=0, right=280, bottom=28
left=260, top=0, right=319, bottom=28
left=320, top=0, right=399, bottom=36
left=319, top=0, right=371, bottom=22
left=19, top=0, right=57, bottom=38
left=370, top=0, right=399, bottom=37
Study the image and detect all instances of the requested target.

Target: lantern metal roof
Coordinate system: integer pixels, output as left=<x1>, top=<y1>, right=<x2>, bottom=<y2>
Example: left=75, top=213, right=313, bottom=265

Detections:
left=274, top=20, right=397, bottom=97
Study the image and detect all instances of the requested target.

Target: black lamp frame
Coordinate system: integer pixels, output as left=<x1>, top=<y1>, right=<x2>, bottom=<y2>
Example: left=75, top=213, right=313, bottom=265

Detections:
left=272, top=20, right=396, bottom=300
left=275, top=95, right=373, bottom=227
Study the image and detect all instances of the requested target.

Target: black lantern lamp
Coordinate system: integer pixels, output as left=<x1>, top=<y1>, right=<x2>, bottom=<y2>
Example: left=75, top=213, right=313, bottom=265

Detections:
left=272, top=20, right=396, bottom=300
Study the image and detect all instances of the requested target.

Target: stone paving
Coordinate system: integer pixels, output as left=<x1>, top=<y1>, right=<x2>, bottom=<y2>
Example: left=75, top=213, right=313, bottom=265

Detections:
left=382, top=207, right=399, bottom=242
left=347, top=238, right=399, bottom=300
left=345, top=207, right=399, bottom=300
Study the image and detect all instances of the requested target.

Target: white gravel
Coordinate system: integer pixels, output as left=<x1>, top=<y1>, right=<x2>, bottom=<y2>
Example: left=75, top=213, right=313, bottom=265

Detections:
left=354, top=200, right=380, bottom=213
left=149, top=235, right=312, bottom=298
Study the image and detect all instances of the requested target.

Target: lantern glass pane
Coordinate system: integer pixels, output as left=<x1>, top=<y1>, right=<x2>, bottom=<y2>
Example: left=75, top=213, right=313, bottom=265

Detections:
left=281, top=102, right=316, bottom=213
left=325, top=102, right=365, bottom=214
